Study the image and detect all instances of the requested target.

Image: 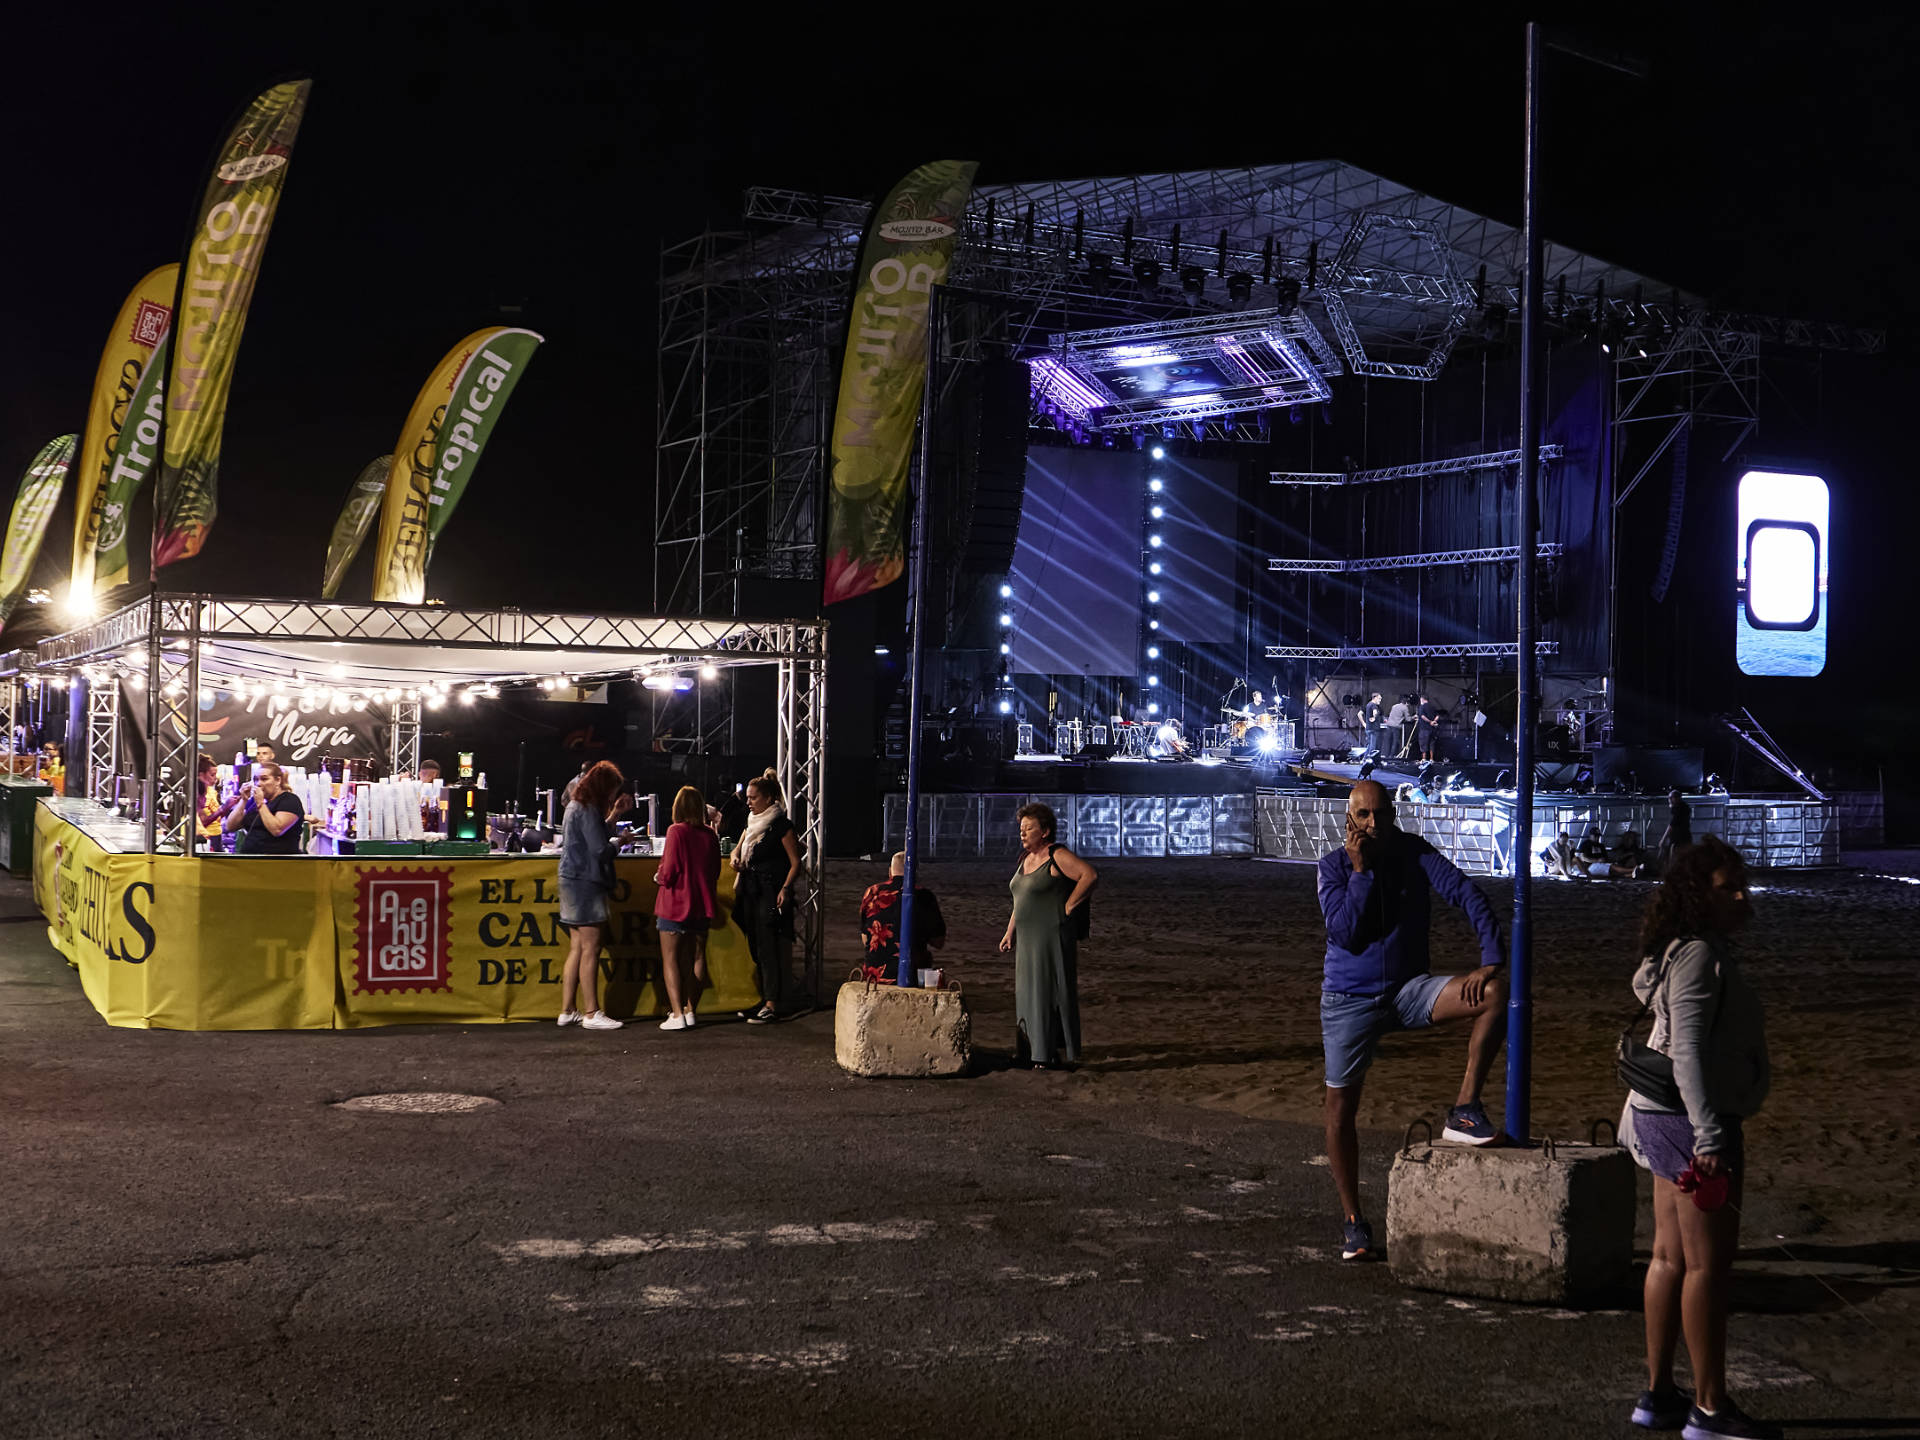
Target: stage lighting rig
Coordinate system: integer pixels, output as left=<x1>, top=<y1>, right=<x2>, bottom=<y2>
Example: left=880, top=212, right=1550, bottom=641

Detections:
left=1086, top=251, right=1113, bottom=286
left=1180, top=265, right=1207, bottom=302
left=1133, top=256, right=1162, bottom=290
left=1275, top=277, right=1301, bottom=316
left=1226, top=271, right=1254, bottom=307
left=1340, top=693, right=1362, bottom=707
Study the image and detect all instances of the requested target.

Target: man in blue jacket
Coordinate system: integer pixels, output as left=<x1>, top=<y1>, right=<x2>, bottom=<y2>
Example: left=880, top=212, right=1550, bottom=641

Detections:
left=1318, top=778, right=1507, bottom=1262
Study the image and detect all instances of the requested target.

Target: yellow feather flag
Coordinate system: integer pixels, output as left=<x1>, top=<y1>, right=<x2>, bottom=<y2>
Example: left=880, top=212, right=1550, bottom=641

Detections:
left=373, top=326, right=535, bottom=603
left=71, top=265, right=177, bottom=604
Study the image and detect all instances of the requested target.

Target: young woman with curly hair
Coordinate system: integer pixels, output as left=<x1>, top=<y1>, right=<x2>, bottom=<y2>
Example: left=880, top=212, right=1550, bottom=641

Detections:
left=1620, top=836, right=1775, bottom=1439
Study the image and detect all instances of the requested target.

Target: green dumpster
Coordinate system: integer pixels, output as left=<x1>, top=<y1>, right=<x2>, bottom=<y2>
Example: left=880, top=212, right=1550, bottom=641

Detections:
left=0, top=776, right=50, bottom=876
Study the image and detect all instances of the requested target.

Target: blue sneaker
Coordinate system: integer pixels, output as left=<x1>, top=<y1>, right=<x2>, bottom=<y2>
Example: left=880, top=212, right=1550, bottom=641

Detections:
left=1340, top=1216, right=1376, bottom=1262
left=1442, top=1102, right=1500, bottom=1146
left=1632, top=1385, right=1692, bottom=1430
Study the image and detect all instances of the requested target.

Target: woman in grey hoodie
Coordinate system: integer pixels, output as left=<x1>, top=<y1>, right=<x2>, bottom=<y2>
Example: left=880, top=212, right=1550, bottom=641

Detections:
left=1621, top=836, right=1774, bottom=1439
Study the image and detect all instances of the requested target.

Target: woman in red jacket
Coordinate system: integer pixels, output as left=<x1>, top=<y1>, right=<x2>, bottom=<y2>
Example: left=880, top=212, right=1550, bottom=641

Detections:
left=654, top=785, right=721, bottom=1031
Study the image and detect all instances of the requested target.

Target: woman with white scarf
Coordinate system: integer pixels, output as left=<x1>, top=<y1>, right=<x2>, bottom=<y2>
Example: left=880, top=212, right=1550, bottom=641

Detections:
left=730, top=768, right=803, bottom=1023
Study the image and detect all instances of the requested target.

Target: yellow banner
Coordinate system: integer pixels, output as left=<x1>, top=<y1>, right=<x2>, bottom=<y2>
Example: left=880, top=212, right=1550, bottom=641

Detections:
left=156, top=79, right=311, bottom=568
left=34, top=804, right=760, bottom=1030
left=373, top=328, right=516, bottom=603
left=72, top=265, right=177, bottom=601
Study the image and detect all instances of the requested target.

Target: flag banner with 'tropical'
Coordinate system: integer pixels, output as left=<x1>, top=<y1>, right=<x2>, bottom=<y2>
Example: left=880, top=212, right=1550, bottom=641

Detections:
left=321, top=455, right=392, bottom=599
left=823, top=159, right=977, bottom=604
left=72, top=265, right=176, bottom=602
left=92, top=328, right=169, bottom=590
left=154, top=78, right=311, bottom=570
left=0, top=435, right=77, bottom=632
left=374, top=328, right=542, bottom=604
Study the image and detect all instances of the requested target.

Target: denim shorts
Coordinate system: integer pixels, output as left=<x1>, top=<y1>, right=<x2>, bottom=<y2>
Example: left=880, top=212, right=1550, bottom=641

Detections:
left=557, top=878, right=609, bottom=929
left=1321, top=972, right=1454, bottom=1088
left=655, top=917, right=709, bottom=935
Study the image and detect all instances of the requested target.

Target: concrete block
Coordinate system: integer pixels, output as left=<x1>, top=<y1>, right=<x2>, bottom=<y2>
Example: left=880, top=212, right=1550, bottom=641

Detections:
left=1386, top=1140, right=1636, bottom=1304
left=834, top=981, right=972, bottom=1078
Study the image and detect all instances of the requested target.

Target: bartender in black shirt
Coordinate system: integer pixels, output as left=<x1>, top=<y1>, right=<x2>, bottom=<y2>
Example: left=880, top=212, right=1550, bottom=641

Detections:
left=222, top=762, right=307, bottom=855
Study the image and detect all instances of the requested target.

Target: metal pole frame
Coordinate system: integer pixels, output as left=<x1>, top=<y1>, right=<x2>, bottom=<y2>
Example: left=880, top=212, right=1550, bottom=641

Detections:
left=390, top=696, right=423, bottom=777
left=0, top=675, right=15, bottom=773
left=143, top=598, right=201, bottom=855
left=898, top=285, right=942, bottom=989
left=774, top=625, right=828, bottom=1004
left=87, top=682, right=120, bottom=807
left=1506, top=21, right=1546, bottom=1144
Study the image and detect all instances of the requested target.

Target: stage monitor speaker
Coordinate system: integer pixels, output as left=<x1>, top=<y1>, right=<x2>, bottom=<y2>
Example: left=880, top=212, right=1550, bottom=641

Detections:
left=960, top=358, right=1031, bottom=577
left=1591, top=746, right=1703, bottom=791
left=1077, top=742, right=1116, bottom=762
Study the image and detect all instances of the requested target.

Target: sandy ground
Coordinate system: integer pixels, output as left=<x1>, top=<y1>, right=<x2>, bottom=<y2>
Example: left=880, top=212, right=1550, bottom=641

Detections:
left=827, top=852, right=1920, bottom=1252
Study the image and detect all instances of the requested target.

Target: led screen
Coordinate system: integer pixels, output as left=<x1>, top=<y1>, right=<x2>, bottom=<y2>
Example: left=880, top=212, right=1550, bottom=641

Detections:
left=1735, top=470, right=1827, bottom=677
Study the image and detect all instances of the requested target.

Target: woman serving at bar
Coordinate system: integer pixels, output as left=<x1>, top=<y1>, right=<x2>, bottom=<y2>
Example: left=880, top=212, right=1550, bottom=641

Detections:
left=221, top=763, right=307, bottom=855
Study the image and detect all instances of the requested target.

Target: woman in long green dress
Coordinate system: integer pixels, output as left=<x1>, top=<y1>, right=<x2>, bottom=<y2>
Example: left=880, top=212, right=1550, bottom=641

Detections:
left=999, top=802, right=1099, bottom=1068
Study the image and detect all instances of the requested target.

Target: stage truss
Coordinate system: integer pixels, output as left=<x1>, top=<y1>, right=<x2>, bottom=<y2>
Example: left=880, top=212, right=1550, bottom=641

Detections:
left=30, top=595, right=831, bottom=982
left=1268, top=543, right=1563, bottom=575
left=661, top=161, right=1883, bottom=627
left=1266, top=642, right=1561, bottom=662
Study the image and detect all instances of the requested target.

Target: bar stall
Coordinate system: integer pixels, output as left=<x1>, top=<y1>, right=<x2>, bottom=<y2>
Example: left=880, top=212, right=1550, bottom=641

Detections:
left=11, top=593, right=827, bottom=1030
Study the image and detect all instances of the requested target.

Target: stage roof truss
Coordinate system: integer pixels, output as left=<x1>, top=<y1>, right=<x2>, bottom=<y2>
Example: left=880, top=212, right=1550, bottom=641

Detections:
left=1034, top=307, right=1337, bottom=429
left=1270, top=445, right=1564, bottom=486
left=1266, top=642, right=1561, bottom=661
left=1268, top=543, right=1564, bottom=575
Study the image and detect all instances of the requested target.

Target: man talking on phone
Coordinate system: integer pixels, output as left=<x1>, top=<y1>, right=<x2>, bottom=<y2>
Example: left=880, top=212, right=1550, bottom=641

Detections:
left=1318, top=778, right=1507, bottom=1263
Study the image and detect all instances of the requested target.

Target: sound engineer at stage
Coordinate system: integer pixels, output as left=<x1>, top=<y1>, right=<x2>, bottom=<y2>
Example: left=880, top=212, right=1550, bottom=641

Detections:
left=221, top=762, right=307, bottom=856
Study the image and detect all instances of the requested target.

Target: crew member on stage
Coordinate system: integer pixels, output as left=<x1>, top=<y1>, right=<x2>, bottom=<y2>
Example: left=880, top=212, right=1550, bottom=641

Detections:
left=1360, top=693, right=1385, bottom=755
left=1416, top=695, right=1441, bottom=762
left=1317, top=778, right=1507, bottom=1263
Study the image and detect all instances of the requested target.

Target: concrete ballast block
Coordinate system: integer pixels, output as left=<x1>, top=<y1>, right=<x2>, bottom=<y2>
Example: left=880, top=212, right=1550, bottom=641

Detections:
left=1386, top=1142, right=1636, bottom=1304
left=834, top=983, right=972, bottom=1077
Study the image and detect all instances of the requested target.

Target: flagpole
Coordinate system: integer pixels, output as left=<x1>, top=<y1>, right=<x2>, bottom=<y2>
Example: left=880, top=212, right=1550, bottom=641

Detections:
left=897, top=285, right=941, bottom=988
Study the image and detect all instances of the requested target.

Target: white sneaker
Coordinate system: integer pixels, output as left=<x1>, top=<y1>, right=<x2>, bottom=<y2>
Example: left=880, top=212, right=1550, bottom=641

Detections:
left=581, top=1012, right=623, bottom=1031
left=683, top=1011, right=697, bottom=1028
left=556, top=1011, right=580, bottom=1027
left=659, top=1014, right=690, bottom=1031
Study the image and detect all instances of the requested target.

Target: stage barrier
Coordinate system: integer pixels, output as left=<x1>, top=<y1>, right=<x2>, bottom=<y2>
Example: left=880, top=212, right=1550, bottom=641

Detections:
left=33, top=801, right=762, bottom=1030
left=883, top=791, right=1841, bottom=873
left=883, top=792, right=1256, bottom=859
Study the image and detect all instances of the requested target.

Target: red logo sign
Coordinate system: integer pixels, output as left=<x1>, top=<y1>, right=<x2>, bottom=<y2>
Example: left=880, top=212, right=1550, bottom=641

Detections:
left=354, top=867, right=453, bottom=993
left=129, top=299, right=170, bottom=349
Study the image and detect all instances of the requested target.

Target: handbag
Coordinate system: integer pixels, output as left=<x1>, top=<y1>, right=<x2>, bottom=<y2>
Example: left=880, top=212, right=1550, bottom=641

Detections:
left=1615, top=936, right=1718, bottom=1111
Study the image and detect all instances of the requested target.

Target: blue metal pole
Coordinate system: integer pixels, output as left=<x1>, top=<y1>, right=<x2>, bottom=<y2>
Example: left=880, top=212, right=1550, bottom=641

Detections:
left=898, top=286, right=941, bottom=988
left=1506, top=21, right=1545, bottom=1143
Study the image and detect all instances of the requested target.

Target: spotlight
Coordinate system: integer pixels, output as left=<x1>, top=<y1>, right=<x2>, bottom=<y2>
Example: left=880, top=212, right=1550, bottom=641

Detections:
left=1146, top=590, right=1161, bottom=603
left=1148, top=619, right=1160, bottom=630
left=1147, top=702, right=1160, bottom=716
left=998, top=699, right=1012, bottom=714
left=999, top=583, right=1013, bottom=598
left=1148, top=477, right=1163, bottom=493
left=1180, top=265, right=1206, bottom=301
left=1256, top=733, right=1280, bottom=755
left=1132, top=256, right=1162, bottom=289
left=700, top=664, right=718, bottom=680
left=1147, top=645, right=1160, bottom=659
left=1189, top=420, right=1206, bottom=441
left=1148, top=534, right=1163, bottom=548
left=1086, top=251, right=1112, bottom=286
left=1275, top=277, right=1301, bottom=315
left=999, top=642, right=1010, bottom=655
left=1148, top=562, right=1162, bottom=575
left=998, top=612, right=1012, bottom=626
left=1150, top=446, right=1165, bottom=460
left=1150, top=505, right=1164, bottom=519
left=1132, top=428, right=1146, bottom=450
left=1226, top=270, right=1254, bottom=306
left=1147, top=675, right=1159, bottom=687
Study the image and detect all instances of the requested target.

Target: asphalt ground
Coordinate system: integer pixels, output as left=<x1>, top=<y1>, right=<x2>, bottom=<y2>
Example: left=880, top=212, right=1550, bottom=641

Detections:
left=1, top=867, right=1915, bottom=1440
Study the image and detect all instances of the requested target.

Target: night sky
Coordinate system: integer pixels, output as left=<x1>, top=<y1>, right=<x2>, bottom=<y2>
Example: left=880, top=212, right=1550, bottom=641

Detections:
left=5, top=12, right=1916, bottom=639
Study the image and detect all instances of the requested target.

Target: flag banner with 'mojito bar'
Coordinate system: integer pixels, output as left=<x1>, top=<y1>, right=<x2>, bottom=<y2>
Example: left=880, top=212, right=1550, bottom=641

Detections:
left=823, top=159, right=977, bottom=604
left=154, top=78, right=311, bottom=570
left=322, top=455, right=392, bottom=599
left=0, top=435, right=77, bottom=632
left=374, top=327, right=541, bottom=604
left=72, top=265, right=176, bottom=602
